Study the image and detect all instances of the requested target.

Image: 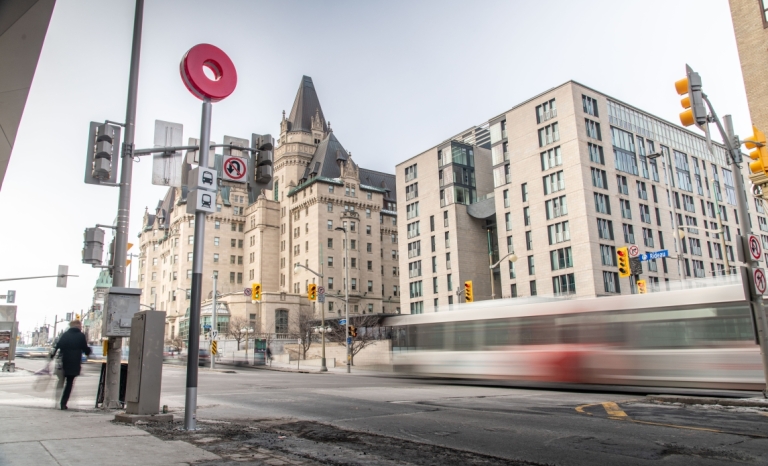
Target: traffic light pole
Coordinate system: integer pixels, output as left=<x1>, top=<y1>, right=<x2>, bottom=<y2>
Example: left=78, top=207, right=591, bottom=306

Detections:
left=185, top=97, right=212, bottom=430
left=105, top=0, right=143, bottom=410
left=211, top=274, right=217, bottom=370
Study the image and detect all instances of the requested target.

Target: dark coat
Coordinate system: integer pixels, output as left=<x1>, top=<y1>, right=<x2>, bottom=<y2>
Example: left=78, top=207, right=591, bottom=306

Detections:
left=52, top=328, right=91, bottom=377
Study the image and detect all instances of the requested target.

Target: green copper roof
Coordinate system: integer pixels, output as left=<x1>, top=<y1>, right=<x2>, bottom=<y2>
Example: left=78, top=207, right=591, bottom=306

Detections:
left=95, top=270, right=112, bottom=288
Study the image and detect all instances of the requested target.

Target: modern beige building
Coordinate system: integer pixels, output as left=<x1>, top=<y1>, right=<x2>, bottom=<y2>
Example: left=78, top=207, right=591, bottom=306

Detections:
left=730, top=0, right=768, bottom=132
left=137, top=76, right=399, bottom=344
left=398, top=81, right=760, bottom=312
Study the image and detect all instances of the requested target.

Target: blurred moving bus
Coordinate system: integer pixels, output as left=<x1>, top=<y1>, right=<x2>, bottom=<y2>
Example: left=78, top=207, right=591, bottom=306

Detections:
left=384, top=276, right=765, bottom=391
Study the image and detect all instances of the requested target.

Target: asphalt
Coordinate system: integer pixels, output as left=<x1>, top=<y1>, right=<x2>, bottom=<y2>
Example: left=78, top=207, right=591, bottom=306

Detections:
left=2, top=358, right=767, bottom=465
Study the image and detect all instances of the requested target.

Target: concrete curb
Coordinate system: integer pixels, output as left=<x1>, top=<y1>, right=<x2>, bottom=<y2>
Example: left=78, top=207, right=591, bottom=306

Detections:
left=648, top=394, right=768, bottom=408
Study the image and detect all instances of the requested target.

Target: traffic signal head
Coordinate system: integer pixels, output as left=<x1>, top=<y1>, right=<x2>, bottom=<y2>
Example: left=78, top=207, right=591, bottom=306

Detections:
left=249, top=133, right=274, bottom=193
left=308, top=283, right=317, bottom=301
left=252, top=283, right=262, bottom=301
left=745, top=125, right=768, bottom=176
left=82, top=228, right=105, bottom=266
left=463, top=280, right=474, bottom=303
left=348, top=325, right=357, bottom=337
left=636, top=279, right=647, bottom=294
left=84, top=122, right=121, bottom=185
left=616, top=247, right=630, bottom=278
left=675, top=65, right=707, bottom=129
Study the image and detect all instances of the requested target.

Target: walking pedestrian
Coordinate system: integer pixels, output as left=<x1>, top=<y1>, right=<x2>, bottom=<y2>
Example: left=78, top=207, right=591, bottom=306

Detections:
left=50, top=320, right=91, bottom=410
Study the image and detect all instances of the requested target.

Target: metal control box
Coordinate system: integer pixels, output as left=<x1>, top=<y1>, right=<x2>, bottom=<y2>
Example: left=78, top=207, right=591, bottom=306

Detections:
left=125, top=310, right=166, bottom=415
left=102, top=287, right=141, bottom=337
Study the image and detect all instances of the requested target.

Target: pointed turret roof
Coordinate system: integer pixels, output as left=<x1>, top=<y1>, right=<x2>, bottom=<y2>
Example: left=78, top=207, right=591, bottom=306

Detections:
left=287, top=76, right=327, bottom=133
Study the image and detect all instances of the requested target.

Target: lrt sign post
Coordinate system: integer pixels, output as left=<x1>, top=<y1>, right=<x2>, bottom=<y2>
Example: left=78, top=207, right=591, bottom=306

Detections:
left=180, top=43, right=238, bottom=431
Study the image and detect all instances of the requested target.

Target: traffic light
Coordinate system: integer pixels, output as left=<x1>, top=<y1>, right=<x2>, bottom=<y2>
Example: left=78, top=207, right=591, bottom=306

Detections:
left=464, top=280, right=473, bottom=303
left=674, top=64, right=707, bottom=130
left=348, top=325, right=357, bottom=338
left=745, top=125, right=768, bottom=176
left=308, top=283, right=317, bottom=301
left=252, top=283, right=262, bottom=301
left=6, top=290, right=15, bottom=304
left=66, top=312, right=73, bottom=321
left=75, top=314, right=81, bottom=321
left=617, top=247, right=630, bottom=278
left=636, top=279, right=647, bottom=294
left=249, top=133, right=274, bottom=194
left=84, top=121, right=121, bottom=185
left=82, top=228, right=105, bottom=265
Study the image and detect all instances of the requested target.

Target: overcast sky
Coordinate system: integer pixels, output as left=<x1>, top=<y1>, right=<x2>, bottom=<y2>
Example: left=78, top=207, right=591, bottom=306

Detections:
left=0, top=0, right=750, bottom=335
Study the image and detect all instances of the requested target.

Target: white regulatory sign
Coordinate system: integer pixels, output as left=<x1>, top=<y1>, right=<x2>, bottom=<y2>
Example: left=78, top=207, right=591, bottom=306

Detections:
left=754, top=268, right=767, bottom=295
left=222, top=156, right=247, bottom=182
left=211, top=330, right=218, bottom=339
left=628, top=245, right=639, bottom=258
left=748, top=234, right=763, bottom=262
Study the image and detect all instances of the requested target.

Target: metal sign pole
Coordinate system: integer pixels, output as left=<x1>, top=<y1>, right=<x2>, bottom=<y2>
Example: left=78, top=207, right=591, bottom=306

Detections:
left=184, top=98, right=211, bottom=431
left=211, top=275, right=217, bottom=370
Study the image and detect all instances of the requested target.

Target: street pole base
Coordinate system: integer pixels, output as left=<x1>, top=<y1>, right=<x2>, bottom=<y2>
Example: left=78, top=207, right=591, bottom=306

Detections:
left=320, top=358, right=327, bottom=372
left=102, top=400, right=122, bottom=410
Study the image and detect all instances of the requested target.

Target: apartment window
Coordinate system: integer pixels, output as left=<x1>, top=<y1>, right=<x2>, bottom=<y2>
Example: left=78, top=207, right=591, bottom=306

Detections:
left=623, top=224, right=635, bottom=244
left=367, top=260, right=373, bottom=271
left=213, top=253, right=219, bottom=263
left=612, top=127, right=638, bottom=175
left=444, top=231, right=450, bottom=248
left=405, top=182, right=418, bottom=200
left=188, top=235, right=194, bottom=245
left=214, top=237, right=219, bottom=246
left=350, top=239, right=356, bottom=250
left=597, top=218, right=613, bottom=240
left=328, top=185, right=334, bottom=193
left=410, top=301, right=424, bottom=314
left=510, top=284, right=518, bottom=298
left=408, top=260, right=422, bottom=278
left=328, top=256, right=334, bottom=267
left=446, top=252, right=451, bottom=270
left=409, top=281, right=422, bottom=298
left=536, top=98, right=557, bottom=123
left=591, top=168, right=608, bottom=190
left=674, top=150, right=693, bottom=193
left=637, top=181, right=648, bottom=200
left=527, top=255, right=535, bottom=275
left=231, top=222, right=237, bottom=231
left=366, top=243, right=372, bottom=253
left=187, top=252, right=193, bottom=262
left=620, top=199, right=632, bottom=219
left=639, top=204, right=651, bottom=224
left=404, top=163, right=418, bottom=182
left=521, top=183, right=528, bottom=202
left=406, top=202, right=419, bottom=219
left=430, top=235, right=436, bottom=252
left=530, top=280, right=537, bottom=296
left=538, top=122, right=560, bottom=147
left=446, top=273, right=453, bottom=292
left=553, top=273, right=576, bottom=295
left=585, top=119, right=601, bottom=140
left=327, top=238, right=333, bottom=249
left=550, top=247, right=573, bottom=271
left=351, top=278, right=357, bottom=290
left=214, top=221, right=220, bottom=230
left=548, top=221, right=570, bottom=244
left=493, top=164, right=511, bottom=188
left=594, top=193, right=611, bottom=215
left=407, top=221, right=420, bottom=238
left=540, top=147, right=562, bottom=171
left=582, top=95, right=598, bottom=117
left=523, top=207, right=531, bottom=226
left=407, top=240, right=421, bottom=258
left=509, top=260, right=516, bottom=280
left=526, top=231, right=533, bottom=250
left=603, top=271, right=620, bottom=293
left=366, top=225, right=371, bottom=235
left=642, top=228, right=655, bottom=248
left=431, top=256, right=437, bottom=273
left=546, top=195, right=568, bottom=219
left=506, top=235, right=514, bottom=253
left=589, top=143, right=605, bottom=165
left=600, top=244, right=616, bottom=266
left=432, top=276, right=438, bottom=294
left=430, top=215, right=435, bottom=232
left=443, top=211, right=449, bottom=227
left=543, top=170, right=565, bottom=195
left=505, top=212, right=512, bottom=231
left=503, top=190, right=510, bottom=208
left=616, top=175, right=629, bottom=195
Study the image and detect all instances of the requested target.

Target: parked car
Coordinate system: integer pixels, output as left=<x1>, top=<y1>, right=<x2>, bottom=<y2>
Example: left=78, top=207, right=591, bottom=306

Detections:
left=25, top=347, right=51, bottom=358
left=88, top=345, right=104, bottom=361
left=179, top=349, right=210, bottom=366
left=163, top=346, right=180, bottom=361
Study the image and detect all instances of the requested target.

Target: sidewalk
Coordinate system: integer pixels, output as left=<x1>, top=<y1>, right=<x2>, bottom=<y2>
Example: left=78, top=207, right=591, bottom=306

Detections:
left=0, top=405, right=219, bottom=466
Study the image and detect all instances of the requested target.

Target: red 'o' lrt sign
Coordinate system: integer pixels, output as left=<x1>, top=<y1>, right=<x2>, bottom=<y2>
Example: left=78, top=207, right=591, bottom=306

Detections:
left=180, top=44, right=237, bottom=101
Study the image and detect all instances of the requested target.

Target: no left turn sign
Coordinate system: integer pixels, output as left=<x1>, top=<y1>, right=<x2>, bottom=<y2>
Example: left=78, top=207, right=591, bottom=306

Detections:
left=222, top=156, right=247, bottom=182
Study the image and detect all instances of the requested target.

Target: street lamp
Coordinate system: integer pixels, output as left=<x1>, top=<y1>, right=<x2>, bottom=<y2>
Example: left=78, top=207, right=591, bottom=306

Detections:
left=294, top=263, right=328, bottom=372
left=488, top=252, right=518, bottom=299
left=334, top=226, right=351, bottom=373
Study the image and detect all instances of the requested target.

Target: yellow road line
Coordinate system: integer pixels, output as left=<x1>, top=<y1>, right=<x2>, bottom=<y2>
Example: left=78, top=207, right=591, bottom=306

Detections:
left=602, top=401, right=627, bottom=418
left=574, top=403, right=600, bottom=415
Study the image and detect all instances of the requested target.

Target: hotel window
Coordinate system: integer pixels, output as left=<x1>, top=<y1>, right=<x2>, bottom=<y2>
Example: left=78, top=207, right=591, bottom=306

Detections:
left=582, top=95, right=598, bottom=117
left=521, top=183, right=528, bottom=202
left=536, top=98, right=557, bottom=123
left=538, top=122, right=560, bottom=147
left=540, top=146, right=562, bottom=171
left=405, top=182, right=418, bottom=200
left=616, top=175, right=629, bottom=195
left=591, top=168, right=608, bottom=190
left=594, top=193, right=611, bottom=215
left=550, top=247, right=573, bottom=271
left=620, top=199, right=632, bottom=219
left=585, top=119, right=601, bottom=140
left=600, top=244, right=616, bottom=266
left=543, top=170, right=565, bottom=195
left=404, top=163, right=417, bottom=182
left=546, top=195, right=568, bottom=219
left=552, top=273, right=576, bottom=295
left=603, top=271, right=620, bottom=293
left=528, top=255, right=535, bottom=275
left=548, top=221, right=570, bottom=244
left=589, top=143, right=604, bottom=165
left=406, top=202, right=419, bottom=219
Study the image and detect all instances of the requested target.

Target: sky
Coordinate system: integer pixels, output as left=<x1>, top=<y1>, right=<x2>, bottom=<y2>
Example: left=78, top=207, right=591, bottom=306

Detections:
left=0, top=0, right=751, bottom=335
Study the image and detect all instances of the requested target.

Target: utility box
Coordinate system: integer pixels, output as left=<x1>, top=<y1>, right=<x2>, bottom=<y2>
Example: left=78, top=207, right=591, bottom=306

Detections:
left=125, top=311, right=166, bottom=415
left=0, top=305, right=17, bottom=372
left=103, top=287, right=141, bottom=337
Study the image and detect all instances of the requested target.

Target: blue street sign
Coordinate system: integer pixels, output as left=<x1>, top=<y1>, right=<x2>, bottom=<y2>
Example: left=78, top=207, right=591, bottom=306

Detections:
left=339, top=319, right=347, bottom=325
left=638, top=249, right=669, bottom=261
left=203, top=324, right=211, bottom=329
left=347, top=336, right=352, bottom=345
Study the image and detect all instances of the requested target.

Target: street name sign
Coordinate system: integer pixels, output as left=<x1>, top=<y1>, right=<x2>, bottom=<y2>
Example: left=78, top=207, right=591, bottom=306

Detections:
left=339, top=319, right=347, bottom=325
left=638, top=250, right=669, bottom=262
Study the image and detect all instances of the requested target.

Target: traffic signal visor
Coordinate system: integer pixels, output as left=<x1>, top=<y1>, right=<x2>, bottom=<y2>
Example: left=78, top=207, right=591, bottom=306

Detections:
left=463, top=280, right=473, bottom=302
left=252, top=283, right=261, bottom=301
left=675, top=77, right=696, bottom=127
left=617, top=247, right=630, bottom=278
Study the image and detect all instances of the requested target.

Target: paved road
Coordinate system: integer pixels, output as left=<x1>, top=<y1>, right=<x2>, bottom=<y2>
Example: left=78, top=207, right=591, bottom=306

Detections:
left=4, top=359, right=768, bottom=465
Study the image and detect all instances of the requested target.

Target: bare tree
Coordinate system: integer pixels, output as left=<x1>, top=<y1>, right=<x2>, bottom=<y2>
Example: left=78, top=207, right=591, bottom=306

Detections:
left=291, top=307, right=316, bottom=360
left=327, top=315, right=382, bottom=365
left=226, top=316, right=250, bottom=350
left=165, top=336, right=184, bottom=352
